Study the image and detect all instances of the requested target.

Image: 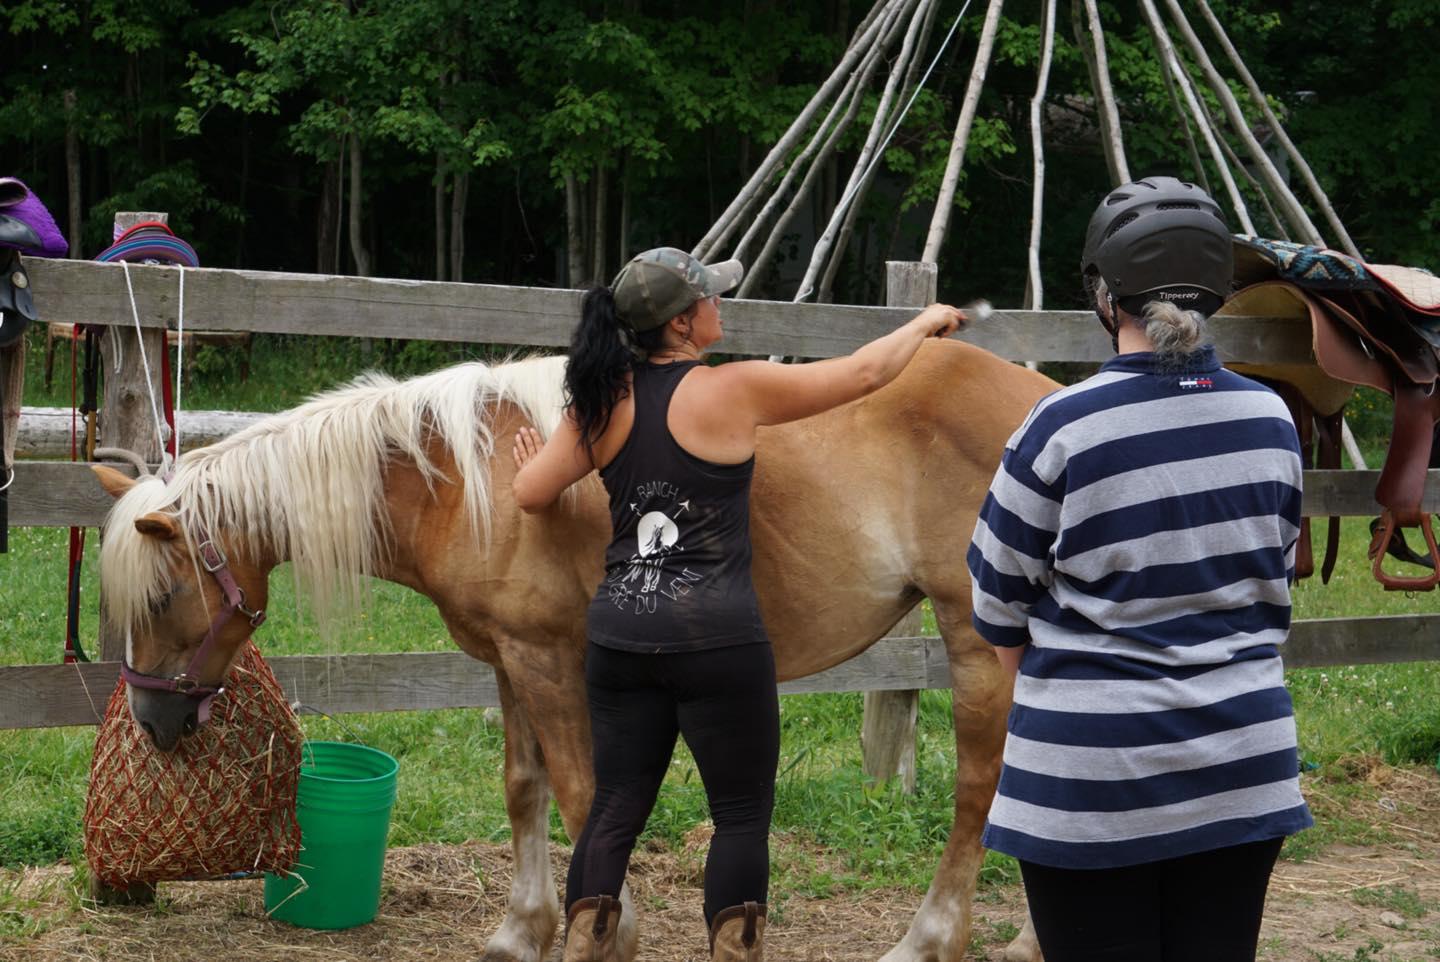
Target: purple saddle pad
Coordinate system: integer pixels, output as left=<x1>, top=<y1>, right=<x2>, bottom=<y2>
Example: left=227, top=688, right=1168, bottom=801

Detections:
left=0, top=177, right=69, bottom=258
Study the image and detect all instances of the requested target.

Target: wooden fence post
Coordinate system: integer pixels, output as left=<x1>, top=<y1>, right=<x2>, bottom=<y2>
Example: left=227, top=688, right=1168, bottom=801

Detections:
left=89, top=211, right=171, bottom=905
left=859, top=261, right=937, bottom=793
left=96, top=213, right=170, bottom=658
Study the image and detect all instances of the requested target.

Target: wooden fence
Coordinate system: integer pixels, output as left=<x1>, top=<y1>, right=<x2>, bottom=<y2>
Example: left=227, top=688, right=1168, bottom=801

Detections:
left=6, top=256, right=1439, bottom=736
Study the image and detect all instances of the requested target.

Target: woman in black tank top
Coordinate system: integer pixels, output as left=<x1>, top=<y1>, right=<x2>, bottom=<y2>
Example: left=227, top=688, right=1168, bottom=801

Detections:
left=513, top=247, right=966, bottom=961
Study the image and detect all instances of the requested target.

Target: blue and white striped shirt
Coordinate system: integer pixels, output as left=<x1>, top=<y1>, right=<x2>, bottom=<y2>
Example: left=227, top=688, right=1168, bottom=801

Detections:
left=968, top=347, right=1313, bottom=869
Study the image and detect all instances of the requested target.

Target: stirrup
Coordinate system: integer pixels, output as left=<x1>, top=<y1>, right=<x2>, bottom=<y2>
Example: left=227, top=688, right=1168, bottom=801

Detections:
left=1367, top=510, right=1440, bottom=591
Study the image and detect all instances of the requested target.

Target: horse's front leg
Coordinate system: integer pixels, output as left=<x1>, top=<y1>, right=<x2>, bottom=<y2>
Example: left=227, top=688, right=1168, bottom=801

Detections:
left=479, top=668, right=561, bottom=962
left=880, top=602, right=1021, bottom=962
left=494, top=635, right=639, bottom=962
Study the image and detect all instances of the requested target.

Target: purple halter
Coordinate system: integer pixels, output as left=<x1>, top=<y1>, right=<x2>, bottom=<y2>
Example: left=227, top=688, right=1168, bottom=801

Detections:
left=120, top=536, right=266, bottom=725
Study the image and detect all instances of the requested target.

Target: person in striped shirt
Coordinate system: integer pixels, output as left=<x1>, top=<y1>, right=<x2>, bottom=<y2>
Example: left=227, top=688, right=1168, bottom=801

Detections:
left=968, top=176, right=1312, bottom=962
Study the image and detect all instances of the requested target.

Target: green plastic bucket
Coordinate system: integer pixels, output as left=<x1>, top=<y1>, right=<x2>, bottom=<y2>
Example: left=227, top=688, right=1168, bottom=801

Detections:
left=264, top=741, right=399, bottom=930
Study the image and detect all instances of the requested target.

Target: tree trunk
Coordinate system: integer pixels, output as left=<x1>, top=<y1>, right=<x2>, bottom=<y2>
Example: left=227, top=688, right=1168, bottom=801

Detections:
left=237, top=116, right=251, bottom=267
left=434, top=156, right=448, bottom=281
left=316, top=158, right=340, bottom=275
left=450, top=171, right=469, bottom=282
left=618, top=156, right=631, bottom=263
left=565, top=173, right=586, bottom=287
left=347, top=133, right=371, bottom=277
left=592, top=163, right=609, bottom=285
left=63, top=90, right=82, bottom=256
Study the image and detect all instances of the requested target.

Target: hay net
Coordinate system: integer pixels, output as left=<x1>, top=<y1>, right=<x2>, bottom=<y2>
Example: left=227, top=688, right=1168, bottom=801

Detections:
left=83, top=641, right=302, bottom=886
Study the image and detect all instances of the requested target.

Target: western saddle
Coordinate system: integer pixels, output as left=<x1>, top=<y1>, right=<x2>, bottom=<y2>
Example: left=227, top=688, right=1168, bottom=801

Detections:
left=1221, top=237, right=1440, bottom=591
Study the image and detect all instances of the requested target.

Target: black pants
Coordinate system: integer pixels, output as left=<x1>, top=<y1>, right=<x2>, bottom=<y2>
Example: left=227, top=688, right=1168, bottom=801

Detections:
left=565, top=641, right=780, bottom=925
left=1019, top=837, right=1284, bottom=962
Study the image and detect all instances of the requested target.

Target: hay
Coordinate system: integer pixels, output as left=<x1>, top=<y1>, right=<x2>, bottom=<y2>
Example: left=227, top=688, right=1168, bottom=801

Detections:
left=82, top=642, right=302, bottom=886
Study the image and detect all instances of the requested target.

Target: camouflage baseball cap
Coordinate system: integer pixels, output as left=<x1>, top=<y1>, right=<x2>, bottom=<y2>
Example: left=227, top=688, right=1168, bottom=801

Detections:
left=611, top=247, right=744, bottom=332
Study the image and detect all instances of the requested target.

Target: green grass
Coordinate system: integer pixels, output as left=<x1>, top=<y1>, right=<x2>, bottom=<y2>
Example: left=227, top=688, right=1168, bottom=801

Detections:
left=1350, top=884, right=1432, bottom=920
left=2, top=516, right=1437, bottom=882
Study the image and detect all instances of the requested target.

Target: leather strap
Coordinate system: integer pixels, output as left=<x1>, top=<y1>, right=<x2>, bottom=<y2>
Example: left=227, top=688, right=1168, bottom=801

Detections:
left=120, top=534, right=266, bottom=723
left=1315, top=411, right=1344, bottom=583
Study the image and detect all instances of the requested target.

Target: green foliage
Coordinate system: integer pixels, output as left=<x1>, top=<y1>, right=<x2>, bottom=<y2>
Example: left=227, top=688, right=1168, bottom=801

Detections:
left=5, top=1, right=1438, bottom=289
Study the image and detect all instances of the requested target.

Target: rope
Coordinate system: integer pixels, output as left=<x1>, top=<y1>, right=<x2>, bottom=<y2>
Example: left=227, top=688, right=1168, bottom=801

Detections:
left=119, top=261, right=185, bottom=478
left=175, top=269, right=184, bottom=457
left=120, top=262, right=170, bottom=461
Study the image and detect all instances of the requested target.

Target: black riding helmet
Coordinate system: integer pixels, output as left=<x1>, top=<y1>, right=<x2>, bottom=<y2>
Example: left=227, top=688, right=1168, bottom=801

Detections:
left=1081, top=176, right=1233, bottom=328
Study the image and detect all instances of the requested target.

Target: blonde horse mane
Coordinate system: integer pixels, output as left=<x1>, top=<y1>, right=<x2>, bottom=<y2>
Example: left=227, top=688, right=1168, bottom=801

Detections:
left=99, top=354, right=569, bottom=637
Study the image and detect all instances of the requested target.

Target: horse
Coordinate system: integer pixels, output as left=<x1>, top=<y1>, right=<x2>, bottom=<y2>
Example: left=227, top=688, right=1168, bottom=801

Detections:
left=93, top=338, right=1057, bottom=962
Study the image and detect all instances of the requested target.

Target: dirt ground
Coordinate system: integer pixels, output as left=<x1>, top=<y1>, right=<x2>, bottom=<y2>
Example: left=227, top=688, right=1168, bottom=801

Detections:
left=3, top=762, right=1436, bottom=962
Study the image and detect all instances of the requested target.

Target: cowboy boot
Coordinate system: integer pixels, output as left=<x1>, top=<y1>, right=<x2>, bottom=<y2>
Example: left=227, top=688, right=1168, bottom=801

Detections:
left=563, top=895, right=622, bottom=962
left=710, top=901, right=766, bottom=961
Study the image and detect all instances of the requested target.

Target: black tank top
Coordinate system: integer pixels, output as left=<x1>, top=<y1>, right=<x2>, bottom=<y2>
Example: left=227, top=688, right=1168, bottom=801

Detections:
left=586, top=360, right=768, bottom=653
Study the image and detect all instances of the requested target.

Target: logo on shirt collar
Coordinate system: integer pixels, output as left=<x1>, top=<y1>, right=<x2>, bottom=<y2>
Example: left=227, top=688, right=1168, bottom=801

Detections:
left=1178, top=376, right=1214, bottom=390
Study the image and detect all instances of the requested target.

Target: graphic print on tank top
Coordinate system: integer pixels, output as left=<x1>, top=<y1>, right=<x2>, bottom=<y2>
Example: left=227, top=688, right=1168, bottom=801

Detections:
left=605, top=480, right=705, bottom=614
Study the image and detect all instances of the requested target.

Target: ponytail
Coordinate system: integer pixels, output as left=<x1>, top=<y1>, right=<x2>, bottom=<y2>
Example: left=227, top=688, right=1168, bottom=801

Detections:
left=1141, top=300, right=1209, bottom=364
left=564, top=286, right=669, bottom=456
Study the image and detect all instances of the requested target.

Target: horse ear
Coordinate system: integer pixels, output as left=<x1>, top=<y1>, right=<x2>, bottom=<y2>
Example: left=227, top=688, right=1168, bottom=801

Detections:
left=135, top=513, right=180, bottom=541
left=92, top=464, right=137, bottom=499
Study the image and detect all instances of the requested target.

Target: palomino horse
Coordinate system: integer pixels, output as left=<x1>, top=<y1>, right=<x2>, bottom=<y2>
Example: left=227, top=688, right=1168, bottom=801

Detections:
left=94, top=339, right=1056, bottom=962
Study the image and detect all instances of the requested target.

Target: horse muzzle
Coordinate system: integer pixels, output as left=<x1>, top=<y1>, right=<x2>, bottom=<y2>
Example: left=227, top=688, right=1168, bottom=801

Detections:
left=128, top=686, right=204, bottom=752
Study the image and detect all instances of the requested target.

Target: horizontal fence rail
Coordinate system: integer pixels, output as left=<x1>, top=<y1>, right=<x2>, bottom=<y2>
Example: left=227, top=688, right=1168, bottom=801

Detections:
left=10, top=460, right=1438, bottom=527
left=26, top=258, right=1317, bottom=363
left=4, top=617, right=1437, bottom=730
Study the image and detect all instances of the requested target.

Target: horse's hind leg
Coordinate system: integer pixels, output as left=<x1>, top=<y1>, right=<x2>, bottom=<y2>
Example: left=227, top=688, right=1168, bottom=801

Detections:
left=880, top=599, right=1024, bottom=962
left=480, top=669, right=561, bottom=962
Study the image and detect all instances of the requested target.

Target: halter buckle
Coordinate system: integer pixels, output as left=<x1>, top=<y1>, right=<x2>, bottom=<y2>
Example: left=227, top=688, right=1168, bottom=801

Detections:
left=198, top=539, right=227, bottom=572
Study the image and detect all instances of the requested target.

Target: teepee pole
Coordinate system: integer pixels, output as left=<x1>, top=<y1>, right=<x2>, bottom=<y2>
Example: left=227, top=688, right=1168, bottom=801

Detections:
left=730, top=59, right=867, bottom=265
left=1077, top=0, right=1130, bottom=185
left=1160, top=0, right=1323, bottom=246
left=736, top=40, right=882, bottom=297
left=796, top=0, right=925, bottom=303
left=1192, top=90, right=1290, bottom=238
left=817, top=0, right=940, bottom=302
left=691, top=0, right=901, bottom=262
left=1139, top=0, right=1255, bottom=235
left=1152, top=30, right=1211, bottom=195
left=921, top=0, right=1005, bottom=264
left=1192, top=0, right=1361, bottom=257
left=1024, top=0, right=1058, bottom=314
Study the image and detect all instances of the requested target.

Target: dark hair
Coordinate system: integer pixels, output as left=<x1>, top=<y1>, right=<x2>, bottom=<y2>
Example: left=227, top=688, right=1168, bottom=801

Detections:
left=564, top=286, right=670, bottom=457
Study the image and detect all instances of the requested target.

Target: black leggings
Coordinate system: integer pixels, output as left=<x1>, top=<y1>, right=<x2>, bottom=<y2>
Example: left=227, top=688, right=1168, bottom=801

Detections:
left=565, top=641, right=780, bottom=925
left=1019, top=837, right=1284, bottom=962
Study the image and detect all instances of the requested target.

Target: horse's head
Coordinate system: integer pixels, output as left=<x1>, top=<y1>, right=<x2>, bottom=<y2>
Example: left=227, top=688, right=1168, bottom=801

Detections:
left=93, top=465, right=270, bottom=751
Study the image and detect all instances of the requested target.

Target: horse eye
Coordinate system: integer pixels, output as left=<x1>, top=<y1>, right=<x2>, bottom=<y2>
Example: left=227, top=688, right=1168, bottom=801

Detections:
left=148, top=590, right=174, bottom=614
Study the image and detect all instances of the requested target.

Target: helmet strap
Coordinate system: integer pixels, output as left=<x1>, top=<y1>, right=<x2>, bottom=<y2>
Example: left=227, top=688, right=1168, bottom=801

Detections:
left=1098, top=292, right=1121, bottom=353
